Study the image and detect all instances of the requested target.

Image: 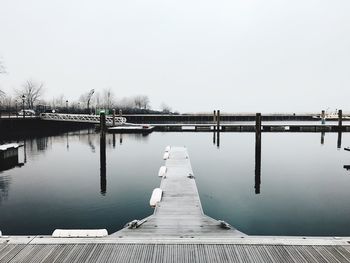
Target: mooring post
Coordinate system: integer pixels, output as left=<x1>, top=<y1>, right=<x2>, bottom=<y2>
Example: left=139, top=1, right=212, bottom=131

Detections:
left=256, top=113, right=262, bottom=133
left=112, top=109, right=116, bottom=127
left=216, top=110, right=220, bottom=148
left=321, top=110, right=325, bottom=124
left=119, top=109, right=122, bottom=117
left=216, top=110, right=220, bottom=131
left=100, top=112, right=106, bottom=134
left=338, top=109, right=343, bottom=131
left=213, top=110, right=216, bottom=131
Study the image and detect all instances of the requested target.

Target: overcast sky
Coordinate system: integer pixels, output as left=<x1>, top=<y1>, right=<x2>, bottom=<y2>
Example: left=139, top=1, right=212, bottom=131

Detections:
left=0, top=0, right=349, bottom=113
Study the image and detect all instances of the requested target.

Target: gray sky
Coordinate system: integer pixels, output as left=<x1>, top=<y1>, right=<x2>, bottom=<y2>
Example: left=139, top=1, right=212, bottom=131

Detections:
left=0, top=0, right=349, bottom=113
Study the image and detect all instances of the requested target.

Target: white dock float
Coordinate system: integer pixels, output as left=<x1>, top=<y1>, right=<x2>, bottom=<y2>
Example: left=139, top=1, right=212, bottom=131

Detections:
left=158, top=166, right=167, bottom=177
left=149, top=188, right=163, bottom=207
left=52, top=229, right=108, bottom=238
left=162, top=151, right=169, bottom=160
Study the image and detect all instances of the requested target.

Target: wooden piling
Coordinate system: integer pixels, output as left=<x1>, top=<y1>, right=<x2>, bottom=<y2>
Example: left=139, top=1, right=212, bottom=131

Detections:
left=100, top=112, right=106, bottom=134
left=216, top=110, right=220, bottom=131
left=256, top=113, right=262, bottom=133
left=338, top=109, right=343, bottom=130
left=112, top=109, right=116, bottom=127
left=321, top=110, right=325, bottom=124
left=213, top=110, right=216, bottom=131
left=216, top=110, right=220, bottom=148
left=119, top=109, right=122, bottom=117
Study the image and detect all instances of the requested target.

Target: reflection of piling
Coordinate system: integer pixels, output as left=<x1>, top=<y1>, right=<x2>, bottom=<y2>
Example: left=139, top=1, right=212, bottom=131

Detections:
left=216, top=129, right=220, bottom=148
left=112, top=134, right=116, bottom=148
left=100, top=134, right=106, bottom=195
left=213, top=130, right=216, bottom=145
left=321, top=132, right=325, bottom=145
left=112, top=109, right=116, bottom=127
left=338, top=109, right=343, bottom=131
left=255, top=113, right=262, bottom=194
left=337, top=131, right=342, bottom=149
left=321, top=110, right=325, bottom=124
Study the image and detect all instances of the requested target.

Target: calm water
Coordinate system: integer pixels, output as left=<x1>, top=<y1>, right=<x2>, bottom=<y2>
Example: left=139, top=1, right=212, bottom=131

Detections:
left=1, top=130, right=350, bottom=236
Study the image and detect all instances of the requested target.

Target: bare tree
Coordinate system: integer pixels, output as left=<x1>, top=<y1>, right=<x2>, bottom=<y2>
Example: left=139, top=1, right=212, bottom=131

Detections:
left=0, top=60, right=6, bottom=74
left=0, top=60, right=6, bottom=98
left=160, top=102, right=172, bottom=113
left=133, top=95, right=150, bottom=109
left=79, top=89, right=95, bottom=112
left=16, top=80, right=44, bottom=109
left=102, top=88, right=114, bottom=109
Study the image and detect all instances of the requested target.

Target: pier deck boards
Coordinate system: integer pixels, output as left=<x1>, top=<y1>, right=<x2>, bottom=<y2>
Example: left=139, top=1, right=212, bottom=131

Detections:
left=1, top=238, right=350, bottom=263
left=111, top=147, right=244, bottom=238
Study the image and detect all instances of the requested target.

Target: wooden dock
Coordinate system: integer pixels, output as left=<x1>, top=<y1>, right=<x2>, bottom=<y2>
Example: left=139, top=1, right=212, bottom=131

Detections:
left=1, top=146, right=350, bottom=262
left=111, top=147, right=244, bottom=239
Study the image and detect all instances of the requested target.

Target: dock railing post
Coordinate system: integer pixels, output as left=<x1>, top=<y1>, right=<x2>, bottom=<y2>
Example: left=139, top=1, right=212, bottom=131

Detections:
left=112, top=109, right=116, bottom=127
left=338, top=109, right=343, bottom=131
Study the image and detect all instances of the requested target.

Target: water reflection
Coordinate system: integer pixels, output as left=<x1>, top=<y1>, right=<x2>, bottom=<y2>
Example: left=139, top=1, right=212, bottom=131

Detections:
left=255, top=129, right=262, bottom=194
left=321, top=132, right=325, bottom=145
left=100, top=133, right=107, bottom=195
left=0, top=175, right=10, bottom=205
left=338, top=132, right=342, bottom=149
left=216, top=130, right=220, bottom=148
left=1, top=130, right=350, bottom=236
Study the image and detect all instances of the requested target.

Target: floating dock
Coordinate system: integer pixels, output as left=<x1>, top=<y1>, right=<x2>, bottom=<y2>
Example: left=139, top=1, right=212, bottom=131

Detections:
left=1, top=147, right=350, bottom=262
left=111, top=146, right=244, bottom=239
left=108, top=125, right=154, bottom=134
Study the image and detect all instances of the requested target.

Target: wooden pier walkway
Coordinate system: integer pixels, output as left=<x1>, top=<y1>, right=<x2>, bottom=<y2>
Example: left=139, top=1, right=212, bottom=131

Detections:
left=1, top=146, right=350, bottom=262
left=111, top=146, right=244, bottom=239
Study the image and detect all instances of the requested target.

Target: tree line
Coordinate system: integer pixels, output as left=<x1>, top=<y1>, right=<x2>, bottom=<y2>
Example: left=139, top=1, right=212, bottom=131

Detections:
left=0, top=61, right=174, bottom=115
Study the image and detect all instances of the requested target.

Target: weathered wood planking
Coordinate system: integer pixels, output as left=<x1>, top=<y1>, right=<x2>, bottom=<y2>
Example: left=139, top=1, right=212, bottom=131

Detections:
left=1, top=243, right=350, bottom=263
left=112, top=147, right=244, bottom=238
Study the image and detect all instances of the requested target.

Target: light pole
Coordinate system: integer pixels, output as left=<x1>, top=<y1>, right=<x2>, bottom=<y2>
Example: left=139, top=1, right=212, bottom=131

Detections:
left=21, top=95, right=25, bottom=119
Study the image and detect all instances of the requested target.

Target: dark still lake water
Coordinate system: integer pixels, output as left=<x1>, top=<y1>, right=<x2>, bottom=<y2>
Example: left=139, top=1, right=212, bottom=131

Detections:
left=1, top=130, right=350, bottom=236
